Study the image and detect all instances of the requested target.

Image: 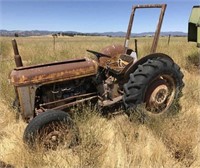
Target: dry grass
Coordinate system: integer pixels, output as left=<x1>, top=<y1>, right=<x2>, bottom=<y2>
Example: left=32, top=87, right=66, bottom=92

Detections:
left=0, top=36, right=199, bottom=168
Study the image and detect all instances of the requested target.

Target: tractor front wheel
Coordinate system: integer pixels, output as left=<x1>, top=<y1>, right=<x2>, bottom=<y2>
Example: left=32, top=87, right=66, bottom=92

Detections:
left=23, top=110, right=79, bottom=150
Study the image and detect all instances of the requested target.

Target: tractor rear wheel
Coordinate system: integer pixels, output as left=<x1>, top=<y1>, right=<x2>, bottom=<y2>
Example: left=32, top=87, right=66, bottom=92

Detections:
left=123, top=57, right=184, bottom=117
left=23, top=110, right=79, bottom=150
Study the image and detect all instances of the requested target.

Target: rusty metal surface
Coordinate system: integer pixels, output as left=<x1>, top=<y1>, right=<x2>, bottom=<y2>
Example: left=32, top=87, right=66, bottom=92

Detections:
left=100, top=44, right=124, bottom=67
left=101, top=95, right=122, bottom=107
left=10, top=58, right=98, bottom=86
left=40, top=92, right=97, bottom=108
left=12, top=39, right=23, bottom=67
left=12, top=39, right=19, bottom=55
left=124, top=4, right=167, bottom=53
left=17, top=85, right=37, bottom=120
left=52, top=96, right=98, bottom=110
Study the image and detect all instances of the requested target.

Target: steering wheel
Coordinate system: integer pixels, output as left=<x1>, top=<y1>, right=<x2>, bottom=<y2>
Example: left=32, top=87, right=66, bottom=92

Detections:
left=87, top=50, right=111, bottom=60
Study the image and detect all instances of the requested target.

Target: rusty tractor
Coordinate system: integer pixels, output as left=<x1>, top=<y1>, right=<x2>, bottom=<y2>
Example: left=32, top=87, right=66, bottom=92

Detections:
left=10, top=4, right=184, bottom=149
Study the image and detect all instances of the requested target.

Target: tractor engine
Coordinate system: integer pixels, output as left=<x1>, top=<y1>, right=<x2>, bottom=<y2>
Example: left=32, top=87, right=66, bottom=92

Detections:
left=9, top=57, right=98, bottom=120
left=35, top=77, right=96, bottom=110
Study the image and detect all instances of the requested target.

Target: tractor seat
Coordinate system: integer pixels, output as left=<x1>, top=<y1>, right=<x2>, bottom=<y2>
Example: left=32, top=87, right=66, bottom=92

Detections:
left=107, top=50, right=138, bottom=75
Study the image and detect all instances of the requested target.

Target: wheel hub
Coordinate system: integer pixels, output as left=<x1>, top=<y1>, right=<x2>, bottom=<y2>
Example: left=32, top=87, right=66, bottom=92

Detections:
left=149, top=84, right=169, bottom=106
left=43, top=130, right=63, bottom=148
left=51, top=135, right=58, bottom=142
left=145, top=76, right=176, bottom=114
left=41, top=126, right=73, bottom=150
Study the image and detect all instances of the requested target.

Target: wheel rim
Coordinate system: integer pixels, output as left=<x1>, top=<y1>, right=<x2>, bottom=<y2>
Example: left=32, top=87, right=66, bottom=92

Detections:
left=145, top=75, right=176, bottom=114
left=40, top=123, right=72, bottom=150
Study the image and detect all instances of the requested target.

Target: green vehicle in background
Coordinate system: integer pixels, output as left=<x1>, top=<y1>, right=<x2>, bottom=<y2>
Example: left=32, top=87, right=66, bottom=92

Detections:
left=188, top=6, right=200, bottom=47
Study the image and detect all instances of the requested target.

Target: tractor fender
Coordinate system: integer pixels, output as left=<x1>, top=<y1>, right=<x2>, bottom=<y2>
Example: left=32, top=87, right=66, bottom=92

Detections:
left=124, top=53, right=174, bottom=79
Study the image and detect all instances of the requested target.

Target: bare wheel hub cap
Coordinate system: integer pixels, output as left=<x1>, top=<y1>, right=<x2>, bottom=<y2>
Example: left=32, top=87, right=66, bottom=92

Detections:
left=145, top=75, right=176, bottom=114
left=43, top=130, right=64, bottom=149
left=149, top=84, right=169, bottom=106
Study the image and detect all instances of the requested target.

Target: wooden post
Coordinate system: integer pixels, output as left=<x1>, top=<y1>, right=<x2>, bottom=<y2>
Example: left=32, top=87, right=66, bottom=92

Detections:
left=53, top=35, right=56, bottom=51
left=168, top=34, right=171, bottom=45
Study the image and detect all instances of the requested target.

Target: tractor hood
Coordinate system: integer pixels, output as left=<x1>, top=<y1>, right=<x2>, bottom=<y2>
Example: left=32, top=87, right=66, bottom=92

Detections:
left=10, top=58, right=98, bottom=86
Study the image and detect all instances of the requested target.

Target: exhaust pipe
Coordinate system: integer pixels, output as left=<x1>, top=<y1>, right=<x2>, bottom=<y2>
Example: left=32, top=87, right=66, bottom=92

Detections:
left=12, top=39, right=23, bottom=67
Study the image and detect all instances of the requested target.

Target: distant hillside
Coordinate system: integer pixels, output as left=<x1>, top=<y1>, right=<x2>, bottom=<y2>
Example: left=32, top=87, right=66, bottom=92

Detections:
left=0, top=29, right=187, bottom=37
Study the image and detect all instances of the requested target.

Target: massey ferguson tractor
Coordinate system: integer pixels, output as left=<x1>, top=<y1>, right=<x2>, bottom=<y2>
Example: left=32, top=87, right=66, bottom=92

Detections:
left=10, top=4, right=184, bottom=149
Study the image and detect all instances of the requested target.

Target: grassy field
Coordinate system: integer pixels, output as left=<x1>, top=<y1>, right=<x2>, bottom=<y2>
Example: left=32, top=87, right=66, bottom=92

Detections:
left=0, top=35, right=199, bottom=168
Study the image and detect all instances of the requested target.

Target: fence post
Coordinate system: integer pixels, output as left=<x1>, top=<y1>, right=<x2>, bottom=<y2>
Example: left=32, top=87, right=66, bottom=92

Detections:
left=168, top=34, right=171, bottom=45
left=53, top=35, right=56, bottom=51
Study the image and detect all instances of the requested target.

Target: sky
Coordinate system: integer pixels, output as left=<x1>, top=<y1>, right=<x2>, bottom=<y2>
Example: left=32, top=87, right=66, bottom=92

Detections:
left=0, top=0, right=199, bottom=33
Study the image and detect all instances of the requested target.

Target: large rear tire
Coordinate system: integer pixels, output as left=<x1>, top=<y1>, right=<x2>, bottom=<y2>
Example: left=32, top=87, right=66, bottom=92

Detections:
left=123, top=57, right=184, bottom=117
left=23, top=110, right=79, bottom=150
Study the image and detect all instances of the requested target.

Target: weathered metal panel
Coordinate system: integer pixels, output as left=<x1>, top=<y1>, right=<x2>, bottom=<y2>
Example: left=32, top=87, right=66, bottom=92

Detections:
left=189, top=6, right=200, bottom=24
left=10, top=58, right=98, bottom=86
left=100, top=44, right=124, bottom=66
left=188, top=6, right=200, bottom=45
left=17, top=85, right=37, bottom=120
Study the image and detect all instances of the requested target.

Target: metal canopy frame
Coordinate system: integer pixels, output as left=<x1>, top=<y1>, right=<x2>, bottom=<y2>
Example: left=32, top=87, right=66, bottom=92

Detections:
left=124, top=4, right=167, bottom=54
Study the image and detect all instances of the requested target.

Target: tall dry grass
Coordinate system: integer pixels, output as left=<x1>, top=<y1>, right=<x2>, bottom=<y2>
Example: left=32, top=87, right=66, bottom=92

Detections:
left=0, top=36, right=199, bottom=167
